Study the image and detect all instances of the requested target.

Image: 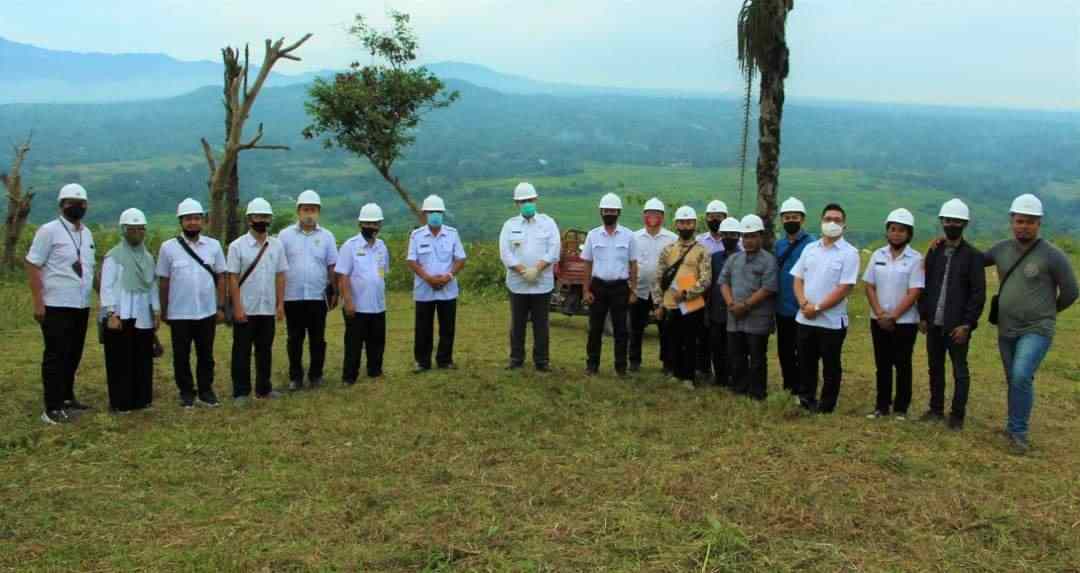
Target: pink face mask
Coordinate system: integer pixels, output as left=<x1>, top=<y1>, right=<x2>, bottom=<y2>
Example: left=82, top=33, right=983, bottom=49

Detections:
left=644, top=214, right=662, bottom=227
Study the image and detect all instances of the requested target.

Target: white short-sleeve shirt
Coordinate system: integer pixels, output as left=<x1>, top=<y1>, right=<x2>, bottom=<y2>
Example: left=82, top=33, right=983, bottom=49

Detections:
left=335, top=235, right=389, bottom=313
left=791, top=237, right=861, bottom=330
left=581, top=225, right=636, bottom=281
left=862, top=245, right=925, bottom=324
left=407, top=225, right=467, bottom=302
left=25, top=218, right=95, bottom=309
left=226, top=234, right=289, bottom=316
left=279, top=224, right=338, bottom=302
left=499, top=214, right=561, bottom=294
left=156, top=235, right=226, bottom=321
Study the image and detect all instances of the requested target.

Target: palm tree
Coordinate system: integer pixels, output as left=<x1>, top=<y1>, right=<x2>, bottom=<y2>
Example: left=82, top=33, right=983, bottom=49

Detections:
left=737, top=0, right=794, bottom=250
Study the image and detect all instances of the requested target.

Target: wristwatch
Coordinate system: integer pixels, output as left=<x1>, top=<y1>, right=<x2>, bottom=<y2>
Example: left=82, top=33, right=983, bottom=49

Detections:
left=814, top=304, right=821, bottom=313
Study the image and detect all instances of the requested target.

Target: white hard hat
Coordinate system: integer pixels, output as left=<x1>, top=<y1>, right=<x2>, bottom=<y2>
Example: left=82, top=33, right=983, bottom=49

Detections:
left=598, top=193, right=623, bottom=210
left=422, top=194, right=446, bottom=212
left=119, top=208, right=147, bottom=227
left=674, top=206, right=697, bottom=221
left=296, top=189, right=321, bottom=207
left=780, top=197, right=806, bottom=215
left=938, top=198, right=970, bottom=221
left=705, top=200, right=728, bottom=215
left=58, top=183, right=88, bottom=202
left=1009, top=193, right=1043, bottom=217
left=246, top=197, right=273, bottom=216
left=513, top=182, right=538, bottom=201
left=642, top=197, right=665, bottom=213
left=357, top=203, right=384, bottom=222
left=740, top=214, right=765, bottom=233
left=177, top=198, right=205, bottom=218
left=718, top=217, right=743, bottom=233
left=886, top=208, right=915, bottom=228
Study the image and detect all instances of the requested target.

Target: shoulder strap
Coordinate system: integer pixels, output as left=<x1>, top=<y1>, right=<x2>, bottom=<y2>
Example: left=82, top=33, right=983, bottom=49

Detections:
left=238, top=241, right=270, bottom=287
left=176, top=236, right=217, bottom=279
left=998, top=239, right=1041, bottom=291
left=777, top=234, right=808, bottom=269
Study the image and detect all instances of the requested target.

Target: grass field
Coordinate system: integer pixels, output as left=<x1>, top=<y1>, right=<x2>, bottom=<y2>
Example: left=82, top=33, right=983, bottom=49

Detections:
left=1, top=253, right=1078, bottom=571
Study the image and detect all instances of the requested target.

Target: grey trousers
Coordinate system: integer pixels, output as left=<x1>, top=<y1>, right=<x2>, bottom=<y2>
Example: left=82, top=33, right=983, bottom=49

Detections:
left=509, top=291, right=552, bottom=367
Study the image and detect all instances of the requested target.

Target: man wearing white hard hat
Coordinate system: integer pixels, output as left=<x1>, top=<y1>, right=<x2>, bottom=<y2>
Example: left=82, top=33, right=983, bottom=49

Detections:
left=863, top=208, right=924, bottom=421
left=337, top=203, right=390, bottom=382
left=982, top=193, right=1077, bottom=454
left=156, top=197, right=227, bottom=408
left=630, top=197, right=676, bottom=373
left=706, top=217, right=743, bottom=387
left=581, top=193, right=638, bottom=376
left=695, top=199, right=732, bottom=378
left=100, top=208, right=160, bottom=412
left=279, top=190, right=338, bottom=391
left=226, top=197, right=289, bottom=402
left=651, top=206, right=710, bottom=388
left=25, top=183, right=96, bottom=424
left=917, top=198, right=985, bottom=430
left=407, top=194, right=467, bottom=372
left=719, top=214, right=778, bottom=399
left=499, top=182, right=560, bottom=371
left=774, top=197, right=814, bottom=395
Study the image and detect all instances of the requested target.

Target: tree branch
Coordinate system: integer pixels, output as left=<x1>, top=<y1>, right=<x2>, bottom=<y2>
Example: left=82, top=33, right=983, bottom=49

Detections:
left=200, top=138, right=217, bottom=174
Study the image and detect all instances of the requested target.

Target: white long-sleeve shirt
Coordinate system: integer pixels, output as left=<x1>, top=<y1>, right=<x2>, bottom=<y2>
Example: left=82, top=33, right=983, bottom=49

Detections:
left=499, top=214, right=560, bottom=294
left=100, top=256, right=161, bottom=329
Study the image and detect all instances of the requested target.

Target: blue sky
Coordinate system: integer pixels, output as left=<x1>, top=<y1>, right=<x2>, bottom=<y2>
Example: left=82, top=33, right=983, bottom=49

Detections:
left=2, top=0, right=1078, bottom=110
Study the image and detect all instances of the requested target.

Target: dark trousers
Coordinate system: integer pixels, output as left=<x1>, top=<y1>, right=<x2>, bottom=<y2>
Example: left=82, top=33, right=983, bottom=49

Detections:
left=343, top=312, right=386, bottom=380
left=797, top=324, right=848, bottom=413
left=663, top=308, right=703, bottom=381
left=709, top=319, right=729, bottom=386
left=414, top=299, right=457, bottom=369
left=629, top=295, right=666, bottom=369
left=284, top=300, right=328, bottom=382
left=103, top=319, right=154, bottom=411
left=170, top=316, right=217, bottom=397
left=509, top=292, right=552, bottom=367
left=40, top=307, right=89, bottom=411
left=926, top=325, right=971, bottom=419
left=729, top=331, right=770, bottom=399
left=586, top=279, right=629, bottom=372
left=775, top=314, right=800, bottom=393
left=231, top=315, right=276, bottom=397
left=696, top=322, right=712, bottom=375
left=870, top=320, right=917, bottom=414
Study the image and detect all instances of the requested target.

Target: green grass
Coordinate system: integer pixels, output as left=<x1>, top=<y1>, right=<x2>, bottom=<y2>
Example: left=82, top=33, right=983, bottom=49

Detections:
left=1, top=253, right=1078, bottom=571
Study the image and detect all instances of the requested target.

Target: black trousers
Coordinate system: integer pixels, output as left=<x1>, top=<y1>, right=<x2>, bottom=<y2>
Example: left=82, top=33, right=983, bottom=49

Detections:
left=509, top=292, right=551, bottom=367
left=170, top=316, right=217, bottom=397
left=343, top=311, right=386, bottom=380
left=729, top=331, right=771, bottom=400
left=775, top=314, right=801, bottom=393
left=587, top=279, right=629, bottom=372
left=40, top=307, right=89, bottom=411
left=797, top=324, right=848, bottom=413
left=663, top=308, right=703, bottom=381
left=709, top=319, right=729, bottom=386
left=231, top=315, right=276, bottom=397
left=284, top=300, right=328, bottom=382
left=629, top=295, right=666, bottom=369
left=414, top=299, right=457, bottom=369
left=103, top=319, right=154, bottom=411
left=870, top=320, right=917, bottom=414
left=926, top=325, right=971, bottom=419
left=696, top=320, right=712, bottom=375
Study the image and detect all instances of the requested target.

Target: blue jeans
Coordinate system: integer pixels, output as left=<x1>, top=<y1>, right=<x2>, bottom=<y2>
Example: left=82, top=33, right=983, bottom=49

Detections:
left=999, top=334, right=1053, bottom=438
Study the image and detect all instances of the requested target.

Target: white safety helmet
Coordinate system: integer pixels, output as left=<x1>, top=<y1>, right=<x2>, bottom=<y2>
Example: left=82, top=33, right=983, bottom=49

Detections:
left=58, top=183, right=88, bottom=202
left=513, top=182, right=538, bottom=201
left=422, top=195, right=446, bottom=212
left=674, top=206, right=697, bottom=221
left=938, top=198, right=970, bottom=221
left=296, top=189, right=321, bottom=207
left=886, top=208, right=915, bottom=228
left=780, top=197, right=806, bottom=215
left=598, top=193, right=623, bottom=210
left=642, top=197, right=665, bottom=213
left=1009, top=193, right=1043, bottom=217
left=705, top=200, right=728, bottom=215
left=119, top=208, right=147, bottom=227
left=740, top=214, right=765, bottom=234
left=718, top=217, right=744, bottom=234
left=357, top=203, right=384, bottom=222
left=246, top=197, right=273, bottom=216
left=177, top=198, right=204, bottom=218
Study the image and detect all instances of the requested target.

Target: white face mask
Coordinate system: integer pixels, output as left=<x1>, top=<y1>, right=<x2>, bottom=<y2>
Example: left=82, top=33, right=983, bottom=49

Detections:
left=821, top=221, right=844, bottom=239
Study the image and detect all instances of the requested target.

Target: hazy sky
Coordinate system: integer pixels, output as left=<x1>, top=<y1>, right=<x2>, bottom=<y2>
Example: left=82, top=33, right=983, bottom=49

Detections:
left=3, top=0, right=1078, bottom=110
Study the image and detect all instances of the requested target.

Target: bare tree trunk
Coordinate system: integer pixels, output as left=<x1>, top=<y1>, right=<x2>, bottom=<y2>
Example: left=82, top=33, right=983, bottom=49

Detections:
left=755, top=1, right=790, bottom=252
left=2, top=135, right=34, bottom=270
left=378, top=167, right=423, bottom=223
left=225, top=162, right=242, bottom=244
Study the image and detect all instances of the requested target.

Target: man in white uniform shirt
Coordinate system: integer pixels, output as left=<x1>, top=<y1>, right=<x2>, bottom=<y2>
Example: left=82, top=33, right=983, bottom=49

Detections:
left=499, top=182, right=560, bottom=372
left=630, top=197, right=676, bottom=373
left=581, top=193, right=638, bottom=376
left=337, top=203, right=390, bottom=382
left=407, top=195, right=467, bottom=373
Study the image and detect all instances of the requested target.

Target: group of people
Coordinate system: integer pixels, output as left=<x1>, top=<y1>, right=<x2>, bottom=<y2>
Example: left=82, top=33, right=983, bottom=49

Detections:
left=25, top=181, right=1078, bottom=454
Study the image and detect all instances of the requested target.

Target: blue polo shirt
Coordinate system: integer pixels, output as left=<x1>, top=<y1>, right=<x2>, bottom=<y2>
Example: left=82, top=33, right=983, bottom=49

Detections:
left=775, top=230, right=814, bottom=318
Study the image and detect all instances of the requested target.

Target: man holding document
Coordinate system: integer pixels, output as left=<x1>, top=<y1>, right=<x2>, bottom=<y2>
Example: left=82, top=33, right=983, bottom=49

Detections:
left=652, top=206, right=711, bottom=389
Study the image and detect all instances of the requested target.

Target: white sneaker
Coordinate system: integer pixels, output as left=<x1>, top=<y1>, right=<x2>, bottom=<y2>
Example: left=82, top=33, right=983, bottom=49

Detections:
left=894, top=413, right=907, bottom=422
left=683, top=380, right=696, bottom=390
left=866, top=410, right=885, bottom=419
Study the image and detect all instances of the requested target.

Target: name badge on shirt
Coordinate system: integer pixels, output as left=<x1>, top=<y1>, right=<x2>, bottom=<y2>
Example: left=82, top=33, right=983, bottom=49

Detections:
left=418, top=243, right=433, bottom=254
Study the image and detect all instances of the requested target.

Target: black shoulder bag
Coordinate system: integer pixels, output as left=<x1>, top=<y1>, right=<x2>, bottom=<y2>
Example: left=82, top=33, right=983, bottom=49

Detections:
left=224, top=241, right=270, bottom=326
left=660, top=244, right=695, bottom=293
left=989, top=239, right=1040, bottom=326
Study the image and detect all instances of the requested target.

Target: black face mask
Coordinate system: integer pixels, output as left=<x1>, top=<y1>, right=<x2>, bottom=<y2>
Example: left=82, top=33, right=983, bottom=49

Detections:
left=943, top=225, right=964, bottom=240
left=361, top=227, right=378, bottom=240
left=706, top=220, right=721, bottom=233
left=722, top=239, right=740, bottom=252
left=602, top=214, right=619, bottom=227
left=63, top=205, right=86, bottom=221
left=678, top=229, right=695, bottom=240
left=250, top=221, right=270, bottom=234
left=182, top=228, right=200, bottom=239
left=783, top=221, right=802, bottom=236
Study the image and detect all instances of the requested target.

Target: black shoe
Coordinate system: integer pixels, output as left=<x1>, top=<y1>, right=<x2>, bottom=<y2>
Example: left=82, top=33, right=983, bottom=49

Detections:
left=413, top=363, right=431, bottom=374
left=584, top=366, right=599, bottom=376
left=309, top=377, right=325, bottom=389
left=197, top=391, right=221, bottom=408
left=661, top=368, right=673, bottom=377
left=41, top=410, right=70, bottom=425
left=256, top=390, right=282, bottom=400
left=342, top=379, right=356, bottom=387
left=180, top=394, right=196, bottom=409
left=367, top=372, right=384, bottom=379
left=947, top=415, right=964, bottom=431
left=287, top=380, right=303, bottom=392
left=919, top=411, right=945, bottom=423
left=437, top=363, right=457, bottom=370
left=615, top=369, right=628, bottom=378
left=535, top=364, right=551, bottom=373
left=628, top=363, right=641, bottom=372
left=64, top=399, right=91, bottom=411
left=505, top=363, right=524, bottom=371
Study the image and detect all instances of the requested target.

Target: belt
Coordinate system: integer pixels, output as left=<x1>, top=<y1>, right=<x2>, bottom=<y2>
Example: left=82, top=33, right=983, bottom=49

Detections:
left=590, top=278, right=629, bottom=286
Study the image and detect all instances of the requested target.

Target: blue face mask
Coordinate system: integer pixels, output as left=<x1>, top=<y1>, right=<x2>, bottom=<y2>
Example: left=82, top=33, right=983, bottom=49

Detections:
left=520, top=202, right=537, bottom=219
left=427, top=212, right=444, bottom=228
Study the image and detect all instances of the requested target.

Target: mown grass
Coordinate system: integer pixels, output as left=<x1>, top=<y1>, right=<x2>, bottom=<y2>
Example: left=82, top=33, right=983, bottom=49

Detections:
left=0, top=252, right=1078, bottom=572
